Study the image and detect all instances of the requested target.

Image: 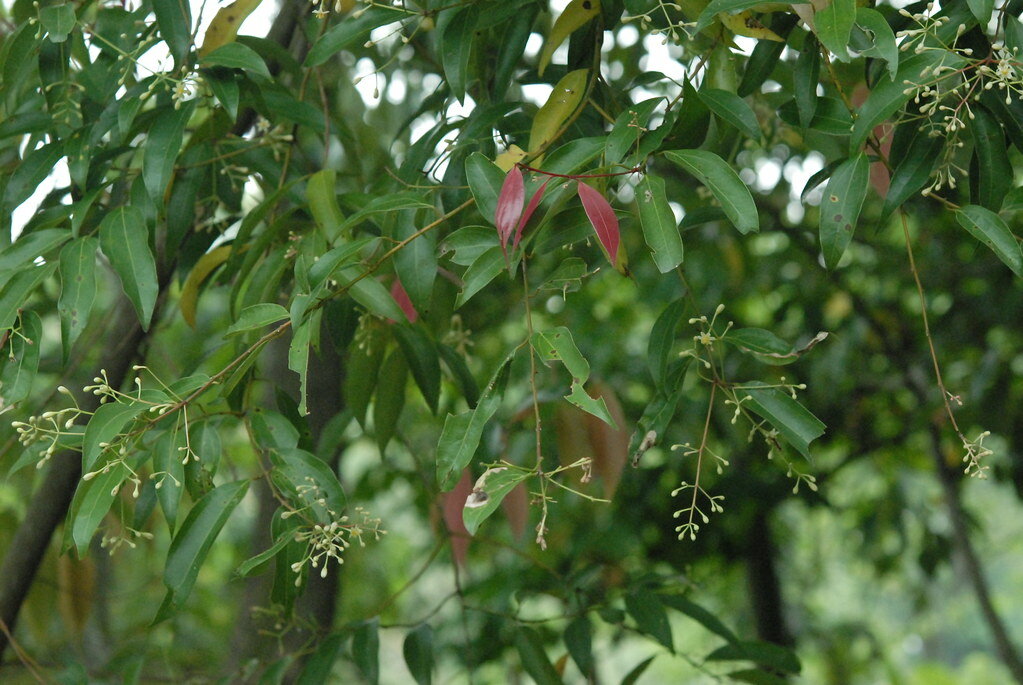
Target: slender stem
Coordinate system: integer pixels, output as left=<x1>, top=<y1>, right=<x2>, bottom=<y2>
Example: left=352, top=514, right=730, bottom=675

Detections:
left=898, top=210, right=965, bottom=442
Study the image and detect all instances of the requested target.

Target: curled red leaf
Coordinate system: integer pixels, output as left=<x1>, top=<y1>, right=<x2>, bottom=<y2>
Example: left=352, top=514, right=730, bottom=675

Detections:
left=577, top=181, right=619, bottom=263
left=389, top=279, right=418, bottom=323
left=495, top=166, right=525, bottom=253
left=513, top=179, right=549, bottom=251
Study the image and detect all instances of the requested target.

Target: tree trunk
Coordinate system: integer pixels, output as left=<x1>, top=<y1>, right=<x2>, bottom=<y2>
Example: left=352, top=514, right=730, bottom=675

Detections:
left=746, top=507, right=795, bottom=648
left=0, top=295, right=146, bottom=658
left=928, top=425, right=1023, bottom=684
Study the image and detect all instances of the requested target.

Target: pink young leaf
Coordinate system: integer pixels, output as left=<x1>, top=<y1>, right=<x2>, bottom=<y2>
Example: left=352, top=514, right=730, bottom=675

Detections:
left=577, top=181, right=620, bottom=263
left=513, top=179, right=549, bottom=251
left=390, top=279, right=419, bottom=323
left=495, top=166, right=525, bottom=251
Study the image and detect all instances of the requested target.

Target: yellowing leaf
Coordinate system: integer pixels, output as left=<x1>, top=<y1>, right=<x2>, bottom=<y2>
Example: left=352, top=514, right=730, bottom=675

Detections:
left=528, top=69, right=589, bottom=164
left=180, top=245, right=232, bottom=327
left=719, top=10, right=783, bottom=41
left=495, top=144, right=526, bottom=172
left=199, top=0, right=264, bottom=57
left=538, top=0, right=601, bottom=77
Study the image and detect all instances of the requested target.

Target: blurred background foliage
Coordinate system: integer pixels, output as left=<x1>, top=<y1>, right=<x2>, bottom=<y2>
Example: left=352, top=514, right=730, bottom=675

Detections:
left=1, top=0, right=1023, bottom=682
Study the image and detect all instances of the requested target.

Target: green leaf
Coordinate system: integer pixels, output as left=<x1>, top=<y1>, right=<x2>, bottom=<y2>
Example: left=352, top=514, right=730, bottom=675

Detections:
left=698, top=88, right=761, bottom=140
left=374, top=350, right=407, bottom=453
left=39, top=3, right=76, bottom=43
left=854, top=8, right=898, bottom=79
left=725, top=328, right=827, bottom=366
left=205, top=70, right=240, bottom=119
left=667, top=78, right=710, bottom=149
left=956, top=205, right=1023, bottom=276
left=352, top=618, right=380, bottom=684
left=1004, top=186, right=1023, bottom=213
left=68, top=458, right=133, bottom=556
left=0, top=264, right=56, bottom=332
left=334, top=266, right=407, bottom=321
left=664, top=150, right=759, bottom=234
left=851, top=50, right=963, bottom=152
left=152, top=0, right=191, bottom=66
left=637, top=175, right=683, bottom=273
left=237, top=529, right=293, bottom=577
left=0, top=310, right=41, bottom=406
left=337, top=192, right=433, bottom=235
left=967, top=0, right=994, bottom=25
left=403, top=624, right=434, bottom=685
left=82, top=400, right=151, bottom=472
left=393, top=209, right=437, bottom=315
left=455, top=246, right=505, bottom=308
left=659, top=594, right=740, bottom=644
left=814, top=0, right=855, bottom=61
left=625, top=589, right=673, bottom=651
left=436, top=360, right=510, bottom=490
left=881, top=129, right=943, bottom=221
left=306, top=169, right=345, bottom=242
left=443, top=226, right=500, bottom=266
left=392, top=324, right=440, bottom=414
left=249, top=409, right=300, bottom=451
left=566, top=382, right=616, bottom=427
left=100, top=207, right=159, bottom=329
left=606, top=98, right=662, bottom=165
left=288, top=311, right=319, bottom=416
left=725, top=669, right=788, bottom=685
left=438, top=343, right=480, bottom=408
left=305, top=6, right=401, bottom=66
left=794, top=35, right=820, bottom=128
left=272, top=448, right=346, bottom=518
left=462, top=466, right=529, bottom=535
left=738, top=15, right=797, bottom=98
left=161, top=480, right=250, bottom=613
left=143, top=100, right=195, bottom=201
left=564, top=615, right=594, bottom=677
left=515, top=627, right=561, bottom=685
left=740, top=381, right=825, bottom=459
left=532, top=327, right=589, bottom=381
left=439, top=5, right=478, bottom=103
left=972, top=105, right=1013, bottom=212
left=297, top=632, right=346, bottom=685
left=465, top=153, right=505, bottom=225
left=1007, top=17, right=1023, bottom=55
left=154, top=428, right=185, bottom=531
left=694, top=0, right=795, bottom=34
left=200, top=42, right=271, bottom=80
left=647, top=298, right=686, bottom=389
left=819, top=153, right=869, bottom=269
left=345, top=325, right=386, bottom=427
left=3, top=142, right=63, bottom=218
left=57, top=236, right=98, bottom=360
left=621, top=655, right=657, bottom=685
left=307, top=237, right=378, bottom=290
left=0, top=228, right=70, bottom=276
left=705, top=641, right=801, bottom=674
left=226, top=303, right=289, bottom=338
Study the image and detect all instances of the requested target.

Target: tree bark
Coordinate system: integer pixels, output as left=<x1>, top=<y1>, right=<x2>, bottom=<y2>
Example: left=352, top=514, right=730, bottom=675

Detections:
left=0, top=295, right=145, bottom=659
left=746, top=508, right=795, bottom=648
left=927, top=424, right=1023, bottom=684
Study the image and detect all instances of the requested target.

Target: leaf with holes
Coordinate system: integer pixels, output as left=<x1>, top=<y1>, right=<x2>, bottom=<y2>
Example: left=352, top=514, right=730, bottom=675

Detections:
left=820, top=153, right=869, bottom=269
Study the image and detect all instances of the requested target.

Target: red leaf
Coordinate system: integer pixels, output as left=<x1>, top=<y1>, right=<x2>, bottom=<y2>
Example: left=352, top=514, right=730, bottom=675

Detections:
left=513, top=179, right=549, bottom=251
left=389, top=279, right=418, bottom=323
left=577, top=181, right=619, bottom=263
left=495, top=166, right=525, bottom=251
left=441, top=470, right=473, bottom=566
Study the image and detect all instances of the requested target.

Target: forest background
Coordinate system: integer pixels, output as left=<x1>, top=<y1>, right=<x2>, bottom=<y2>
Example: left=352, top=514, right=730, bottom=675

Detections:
left=2, top=0, right=1023, bottom=682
